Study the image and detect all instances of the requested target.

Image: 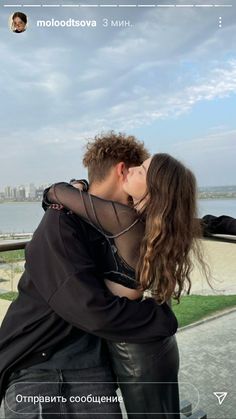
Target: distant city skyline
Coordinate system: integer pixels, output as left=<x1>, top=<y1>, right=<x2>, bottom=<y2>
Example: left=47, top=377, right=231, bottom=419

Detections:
left=1, top=182, right=236, bottom=202
left=1, top=182, right=49, bottom=201
left=0, top=0, right=236, bottom=189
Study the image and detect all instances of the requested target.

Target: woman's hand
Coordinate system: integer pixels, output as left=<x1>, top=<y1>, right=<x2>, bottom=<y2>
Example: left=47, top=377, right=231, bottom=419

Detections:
left=70, top=179, right=89, bottom=191
left=71, top=181, right=84, bottom=190
left=49, top=204, right=64, bottom=210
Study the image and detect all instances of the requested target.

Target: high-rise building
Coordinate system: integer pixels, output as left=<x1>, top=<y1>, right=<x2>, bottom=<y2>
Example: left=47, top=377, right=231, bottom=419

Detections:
left=29, top=183, right=36, bottom=199
left=4, top=186, right=11, bottom=199
left=35, top=187, right=44, bottom=200
left=12, top=188, right=17, bottom=199
left=17, top=186, right=26, bottom=200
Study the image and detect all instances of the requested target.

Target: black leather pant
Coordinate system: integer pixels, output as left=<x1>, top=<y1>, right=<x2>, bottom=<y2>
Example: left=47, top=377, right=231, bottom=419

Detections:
left=107, top=336, right=180, bottom=419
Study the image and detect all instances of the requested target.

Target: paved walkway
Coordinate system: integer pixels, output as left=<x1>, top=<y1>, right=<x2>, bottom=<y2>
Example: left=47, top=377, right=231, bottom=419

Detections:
left=0, top=300, right=10, bottom=326
left=1, top=311, right=235, bottom=418
left=177, top=310, right=236, bottom=419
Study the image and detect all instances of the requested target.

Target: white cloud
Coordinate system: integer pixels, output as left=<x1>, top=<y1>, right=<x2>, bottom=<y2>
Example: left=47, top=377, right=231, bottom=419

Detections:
left=0, top=0, right=236, bottom=187
left=170, top=129, right=236, bottom=153
left=78, top=87, right=108, bottom=102
left=154, top=128, right=236, bottom=187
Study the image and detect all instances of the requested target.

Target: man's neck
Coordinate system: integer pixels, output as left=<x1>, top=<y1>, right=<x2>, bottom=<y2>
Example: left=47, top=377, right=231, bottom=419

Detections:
left=89, top=182, right=128, bottom=205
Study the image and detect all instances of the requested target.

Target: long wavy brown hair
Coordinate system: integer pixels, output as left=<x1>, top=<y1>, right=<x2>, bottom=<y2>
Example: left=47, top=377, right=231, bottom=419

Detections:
left=136, top=153, right=210, bottom=304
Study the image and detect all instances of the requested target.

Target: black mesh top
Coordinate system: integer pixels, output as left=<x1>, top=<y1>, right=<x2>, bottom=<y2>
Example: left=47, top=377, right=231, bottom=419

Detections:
left=44, top=182, right=145, bottom=290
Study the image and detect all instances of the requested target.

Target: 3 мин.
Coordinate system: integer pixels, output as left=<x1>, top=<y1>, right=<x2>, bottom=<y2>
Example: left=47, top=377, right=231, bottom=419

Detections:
left=102, top=18, right=133, bottom=28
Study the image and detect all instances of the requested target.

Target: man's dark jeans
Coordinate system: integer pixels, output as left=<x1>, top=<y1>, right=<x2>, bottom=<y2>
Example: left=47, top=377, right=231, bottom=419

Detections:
left=4, top=367, right=122, bottom=418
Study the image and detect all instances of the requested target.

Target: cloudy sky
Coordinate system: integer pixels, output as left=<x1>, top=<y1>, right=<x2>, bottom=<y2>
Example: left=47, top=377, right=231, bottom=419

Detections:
left=0, top=0, right=236, bottom=189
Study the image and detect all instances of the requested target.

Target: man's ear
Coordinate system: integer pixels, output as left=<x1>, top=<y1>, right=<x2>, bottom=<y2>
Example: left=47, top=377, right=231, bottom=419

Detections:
left=116, top=162, right=128, bottom=181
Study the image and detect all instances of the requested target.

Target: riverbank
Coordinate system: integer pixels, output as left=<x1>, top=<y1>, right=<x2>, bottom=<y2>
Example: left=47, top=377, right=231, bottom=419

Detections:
left=1, top=195, right=235, bottom=204
left=0, top=233, right=32, bottom=240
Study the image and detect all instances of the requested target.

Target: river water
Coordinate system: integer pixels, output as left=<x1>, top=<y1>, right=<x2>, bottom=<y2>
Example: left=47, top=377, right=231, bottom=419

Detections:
left=0, top=199, right=236, bottom=234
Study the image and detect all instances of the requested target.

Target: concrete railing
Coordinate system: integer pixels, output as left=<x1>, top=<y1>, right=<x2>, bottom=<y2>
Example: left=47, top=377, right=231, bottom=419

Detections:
left=0, top=233, right=235, bottom=254
left=0, top=239, right=31, bottom=252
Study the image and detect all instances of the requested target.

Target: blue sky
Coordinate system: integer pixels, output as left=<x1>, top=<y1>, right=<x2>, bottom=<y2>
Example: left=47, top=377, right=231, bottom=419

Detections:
left=0, top=0, right=236, bottom=189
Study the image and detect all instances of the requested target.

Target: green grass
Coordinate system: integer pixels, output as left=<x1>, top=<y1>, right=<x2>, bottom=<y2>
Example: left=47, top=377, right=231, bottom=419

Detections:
left=1, top=292, right=236, bottom=328
left=0, top=249, right=25, bottom=263
left=0, top=291, right=18, bottom=301
left=172, top=295, right=236, bottom=327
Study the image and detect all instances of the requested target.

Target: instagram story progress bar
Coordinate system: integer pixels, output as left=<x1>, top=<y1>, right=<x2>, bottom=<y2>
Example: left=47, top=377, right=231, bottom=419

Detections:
left=2, top=3, right=234, bottom=8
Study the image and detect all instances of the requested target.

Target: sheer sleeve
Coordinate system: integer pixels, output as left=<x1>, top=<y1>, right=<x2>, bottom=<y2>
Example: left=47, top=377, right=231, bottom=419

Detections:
left=46, top=182, right=144, bottom=269
left=47, top=182, right=138, bottom=236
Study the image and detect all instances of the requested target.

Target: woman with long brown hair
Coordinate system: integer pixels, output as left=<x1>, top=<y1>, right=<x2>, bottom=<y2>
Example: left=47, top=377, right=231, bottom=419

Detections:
left=11, top=12, right=27, bottom=33
left=45, top=153, right=208, bottom=418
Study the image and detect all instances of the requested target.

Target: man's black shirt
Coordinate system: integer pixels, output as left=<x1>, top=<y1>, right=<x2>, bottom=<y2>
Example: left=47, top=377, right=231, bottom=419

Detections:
left=0, top=209, right=177, bottom=402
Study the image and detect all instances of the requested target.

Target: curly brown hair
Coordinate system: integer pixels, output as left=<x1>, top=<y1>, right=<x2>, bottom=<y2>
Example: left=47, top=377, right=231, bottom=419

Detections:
left=83, top=131, right=150, bottom=184
left=136, top=153, right=211, bottom=304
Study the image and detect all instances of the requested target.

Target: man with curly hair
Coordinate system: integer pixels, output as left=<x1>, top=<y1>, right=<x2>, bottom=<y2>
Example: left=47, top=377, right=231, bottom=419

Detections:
left=83, top=131, right=149, bottom=185
left=0, top=132, right=178, bottom=418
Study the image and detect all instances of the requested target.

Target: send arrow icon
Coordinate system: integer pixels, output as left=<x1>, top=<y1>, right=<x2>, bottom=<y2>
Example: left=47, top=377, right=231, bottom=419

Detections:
left=213, top=392, right=228, bottom=405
